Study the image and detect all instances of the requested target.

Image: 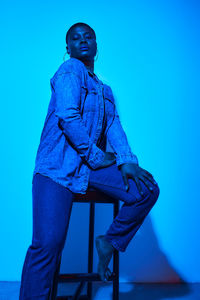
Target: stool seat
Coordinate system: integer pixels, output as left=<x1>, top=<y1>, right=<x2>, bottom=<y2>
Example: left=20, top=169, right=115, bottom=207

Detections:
left=51, top=189, right=119, bottom=300
left=74, top=188, right=117, bottom=204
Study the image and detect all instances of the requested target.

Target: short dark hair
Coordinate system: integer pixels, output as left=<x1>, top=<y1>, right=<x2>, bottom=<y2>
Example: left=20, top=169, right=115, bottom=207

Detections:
left=66, top=22, right=96, bottom=45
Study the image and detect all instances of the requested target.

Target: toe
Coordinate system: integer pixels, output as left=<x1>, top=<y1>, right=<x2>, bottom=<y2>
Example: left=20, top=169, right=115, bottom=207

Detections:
left=105, top=267, right=112, bottom=280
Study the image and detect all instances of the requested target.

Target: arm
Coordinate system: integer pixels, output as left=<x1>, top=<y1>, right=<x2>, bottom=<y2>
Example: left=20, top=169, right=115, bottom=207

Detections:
left=106, top=89, right=139, bottom=167
left=51, top=71, right=105, bottom=170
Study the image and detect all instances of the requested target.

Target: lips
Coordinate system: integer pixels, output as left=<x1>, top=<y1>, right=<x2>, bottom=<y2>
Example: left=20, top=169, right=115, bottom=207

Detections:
left=80, top=46, right=89, bottom=50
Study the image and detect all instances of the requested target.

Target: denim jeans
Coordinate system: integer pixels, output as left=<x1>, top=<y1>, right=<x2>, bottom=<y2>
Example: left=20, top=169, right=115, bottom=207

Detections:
left=19, top=163, right=160, bottom=299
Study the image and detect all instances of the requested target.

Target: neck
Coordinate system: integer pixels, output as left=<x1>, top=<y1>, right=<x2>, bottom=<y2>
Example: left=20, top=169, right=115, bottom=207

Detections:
left=81, top=58, right=95, bottom=74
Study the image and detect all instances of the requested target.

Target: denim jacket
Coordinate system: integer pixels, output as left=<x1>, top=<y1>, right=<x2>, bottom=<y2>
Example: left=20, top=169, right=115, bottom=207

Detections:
left=33, top=57, right=139, bottom=194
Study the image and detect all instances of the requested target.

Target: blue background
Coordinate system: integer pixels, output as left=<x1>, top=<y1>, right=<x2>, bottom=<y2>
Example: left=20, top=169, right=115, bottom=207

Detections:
left=1, top=0, right=199, bottom=283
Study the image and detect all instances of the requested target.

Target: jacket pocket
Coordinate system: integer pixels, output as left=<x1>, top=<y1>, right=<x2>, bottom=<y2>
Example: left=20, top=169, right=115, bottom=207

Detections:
left=103, top=85, right=115, bottom=117
left=80, top=86, right=88, bottom=115
left=81, top=86, right=98, bottom=115
left=102, top=85, right=116, bottom=137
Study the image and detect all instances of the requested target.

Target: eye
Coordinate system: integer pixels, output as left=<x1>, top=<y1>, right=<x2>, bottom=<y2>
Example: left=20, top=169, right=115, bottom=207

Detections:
left=72, top=35, right=79, bottom=40
left=85, top=33, right=93, bottom=39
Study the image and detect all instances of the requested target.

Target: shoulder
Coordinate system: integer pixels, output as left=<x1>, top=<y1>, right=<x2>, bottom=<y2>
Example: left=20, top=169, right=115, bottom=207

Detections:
left=103, top=83, right=112, bottom=92
left=103, top=83, right=115, bottom=100
left=50, top=57, right=87, bottom=82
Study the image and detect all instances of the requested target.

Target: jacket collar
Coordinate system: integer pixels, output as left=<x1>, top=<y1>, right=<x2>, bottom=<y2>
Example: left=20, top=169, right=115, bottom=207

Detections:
left=69, top=57, right=96, bottom=76
left=69, top=57, right=103, bottom=86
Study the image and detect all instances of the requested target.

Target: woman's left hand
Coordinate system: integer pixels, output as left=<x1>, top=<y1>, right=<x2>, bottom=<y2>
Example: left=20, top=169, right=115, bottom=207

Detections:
left=119, top=163, right=157, bottom=195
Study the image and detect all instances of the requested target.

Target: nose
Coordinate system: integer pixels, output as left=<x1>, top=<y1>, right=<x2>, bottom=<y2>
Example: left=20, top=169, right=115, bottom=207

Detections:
left=80, top=36, right=87, bottom=44
left=80, top=39, right=87, bottom=45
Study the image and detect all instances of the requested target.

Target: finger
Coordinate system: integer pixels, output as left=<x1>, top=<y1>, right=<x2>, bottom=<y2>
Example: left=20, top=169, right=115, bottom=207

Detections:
left=141, top=168, right=153, bottom=178
left=142, top=170, right=157, bottom=184
left=143, top=169, right=154, bottom=178
left=122, top=174, right=129, bottom=192
left=142, top=173, right=157, bottom=186
left=134, top=177, right=144, bottom=196
left=139, top=176, right=154, bottom=193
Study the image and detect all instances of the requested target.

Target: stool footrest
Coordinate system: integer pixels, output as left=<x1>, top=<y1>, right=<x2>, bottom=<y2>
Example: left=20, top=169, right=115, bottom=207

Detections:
left=57, top=295, right=89, bottom=300
left=58, top=272, right=116, bottom=282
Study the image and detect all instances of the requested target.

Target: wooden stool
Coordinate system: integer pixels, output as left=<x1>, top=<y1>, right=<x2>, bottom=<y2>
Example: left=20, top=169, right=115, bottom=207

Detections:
left=51, top=188, right=119, bottom=300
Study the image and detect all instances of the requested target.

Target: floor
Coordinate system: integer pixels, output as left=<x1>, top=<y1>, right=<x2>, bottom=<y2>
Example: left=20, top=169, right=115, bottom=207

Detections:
left=0, top=282, right=199, bottom=300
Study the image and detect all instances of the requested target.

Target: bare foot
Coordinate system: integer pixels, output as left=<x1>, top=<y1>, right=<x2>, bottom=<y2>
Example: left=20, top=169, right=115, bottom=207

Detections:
left=95, top=235, right=115, bottom=282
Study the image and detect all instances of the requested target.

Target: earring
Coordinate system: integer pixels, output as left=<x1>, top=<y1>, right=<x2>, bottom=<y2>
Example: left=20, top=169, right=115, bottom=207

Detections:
left=63, top=51, right=68, bottom=62
left=94, top=49, right=99, bottom=61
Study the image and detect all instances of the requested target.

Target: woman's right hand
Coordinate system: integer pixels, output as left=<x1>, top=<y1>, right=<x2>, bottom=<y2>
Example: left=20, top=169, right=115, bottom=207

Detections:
left=96, top=152, right=116, bottom=169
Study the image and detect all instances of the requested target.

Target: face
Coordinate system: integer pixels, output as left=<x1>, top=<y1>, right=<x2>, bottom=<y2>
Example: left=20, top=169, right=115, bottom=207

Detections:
left=66, top=25, right=97, bottom=62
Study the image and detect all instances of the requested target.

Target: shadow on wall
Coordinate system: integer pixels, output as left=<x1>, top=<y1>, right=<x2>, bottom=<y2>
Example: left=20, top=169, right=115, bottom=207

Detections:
left=60, top=141, right=191, bottom=298
left=60, top=206, right=191, bottom=299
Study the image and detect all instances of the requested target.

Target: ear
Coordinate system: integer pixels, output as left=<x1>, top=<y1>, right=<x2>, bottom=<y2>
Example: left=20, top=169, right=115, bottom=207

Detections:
left=66, top=46, right=70, bottom=55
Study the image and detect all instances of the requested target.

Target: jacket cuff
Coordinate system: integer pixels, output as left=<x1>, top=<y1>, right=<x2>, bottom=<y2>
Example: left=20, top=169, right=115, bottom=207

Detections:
left=116, top=153, right=139, bottom=167
left=87, top=144, right=106, bottom=170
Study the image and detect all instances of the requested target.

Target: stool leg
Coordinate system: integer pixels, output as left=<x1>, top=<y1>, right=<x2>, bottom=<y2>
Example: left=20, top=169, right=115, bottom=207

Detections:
left=113, top=201, right=119, bottom=300
left=73, top=281, right=86, bottom=300
left=87, top=202, right=95, bottom=300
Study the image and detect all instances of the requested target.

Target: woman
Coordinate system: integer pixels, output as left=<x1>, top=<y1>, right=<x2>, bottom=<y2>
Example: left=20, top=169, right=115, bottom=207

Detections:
left=19, top=22, right=160, bottom=299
